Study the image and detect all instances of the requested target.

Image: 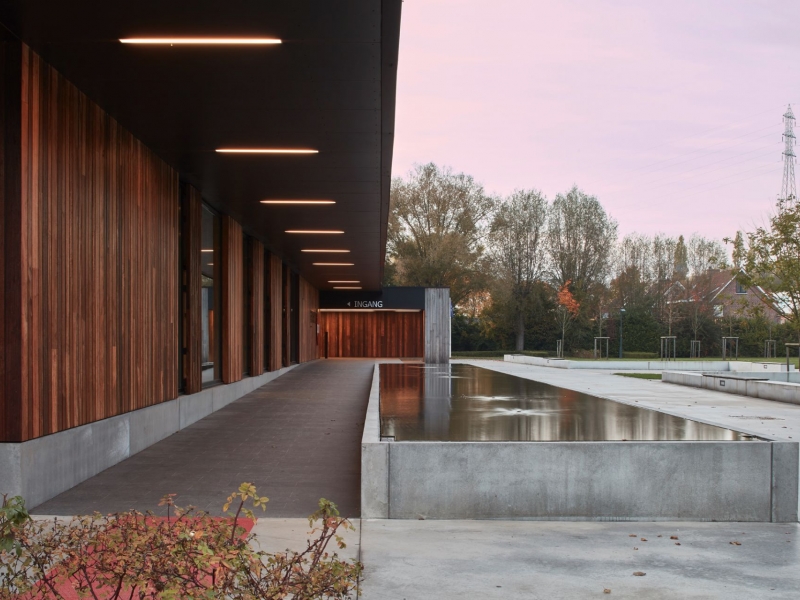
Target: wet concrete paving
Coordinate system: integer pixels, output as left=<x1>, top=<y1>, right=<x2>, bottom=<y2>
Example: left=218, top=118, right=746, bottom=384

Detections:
left=360, top=519, right=800, bottom=599
left=33, top=359, right=376, bottom=518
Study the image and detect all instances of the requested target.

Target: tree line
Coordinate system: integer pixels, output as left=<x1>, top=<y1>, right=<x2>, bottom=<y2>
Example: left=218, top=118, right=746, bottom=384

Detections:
left=385, top=163, right=800, bottom=357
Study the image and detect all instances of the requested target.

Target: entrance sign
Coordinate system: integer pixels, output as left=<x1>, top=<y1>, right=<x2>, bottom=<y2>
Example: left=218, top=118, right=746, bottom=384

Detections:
left=320, top=287, right=425, bottom=310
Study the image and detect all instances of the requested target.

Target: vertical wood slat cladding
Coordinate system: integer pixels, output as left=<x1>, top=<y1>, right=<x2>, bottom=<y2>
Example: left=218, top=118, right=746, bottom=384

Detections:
left=282, top=265, right=291, bottom=366
left=424, top=288, right=451, bottom=364
left=249, top=239, right=265, bottom=376
left=180, top=185, right=203, bottom=394
left=268, top=253, right=283, bottom=371
left=9, top=46, right=179, bottom=442
left=318, top=311, right=424, bottom=358
left=221, top=216, right=244, bottom=384
left=298, top=277, right=319, bottom=362
left=1, top=37, right=23, bottom=441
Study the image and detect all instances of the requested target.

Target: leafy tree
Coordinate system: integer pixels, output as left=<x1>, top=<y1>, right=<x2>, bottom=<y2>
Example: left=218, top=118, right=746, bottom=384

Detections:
left=488, top=189, right=548, bottom=350
left=386, top=163, right=496, bottom=305
left=617, top=305, right=660, bottom=353
left=736, top=201, right=800, bottom=346
left=452, top=310, right=497, bottom=351
left=673, top=235, right=689, bottom=279
left=732, top=230, right=746, bottom=270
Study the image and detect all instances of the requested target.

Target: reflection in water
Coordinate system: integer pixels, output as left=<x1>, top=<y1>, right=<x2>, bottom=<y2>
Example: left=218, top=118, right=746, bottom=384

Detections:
left=379, top=364, right=754, bottom=442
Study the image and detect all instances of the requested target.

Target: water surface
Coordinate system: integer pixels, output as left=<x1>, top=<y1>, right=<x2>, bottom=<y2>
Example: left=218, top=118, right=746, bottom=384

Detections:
left=379, top=364, right=753, bottom=442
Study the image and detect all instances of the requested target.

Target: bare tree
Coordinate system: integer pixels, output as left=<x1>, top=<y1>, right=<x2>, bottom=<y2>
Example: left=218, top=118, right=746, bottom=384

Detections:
left=547, top=186, right=618, bottom=300
left=687, top=234, right=729, bottom=278
left=651, top=234, right=677, bottom=324
left=488, top=189, right=548, bottom=350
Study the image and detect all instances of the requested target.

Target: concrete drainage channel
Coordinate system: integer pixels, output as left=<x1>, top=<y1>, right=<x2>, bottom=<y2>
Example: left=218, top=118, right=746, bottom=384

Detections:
left=361, top=365, right=799, bottom=523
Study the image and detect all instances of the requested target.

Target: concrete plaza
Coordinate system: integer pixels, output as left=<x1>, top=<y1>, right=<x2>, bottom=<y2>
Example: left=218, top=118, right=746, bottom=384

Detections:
left=31, top=359, right=800, bottom=598
left=247, top=517, right=800, bottom=599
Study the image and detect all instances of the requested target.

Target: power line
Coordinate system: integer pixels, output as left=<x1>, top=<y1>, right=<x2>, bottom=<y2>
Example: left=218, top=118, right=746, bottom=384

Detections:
left=644, top=142, right=780, bottom=190
left=649, top=161, right=781, bottom=204
left=590, top=105, right=783, bottom=172
left=622, top=125, right=780, bottom=182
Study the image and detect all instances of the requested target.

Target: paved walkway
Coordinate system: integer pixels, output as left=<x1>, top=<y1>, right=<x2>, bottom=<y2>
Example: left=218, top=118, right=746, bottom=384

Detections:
left=359, top=519, right=799, bottom=599
left=33, top=359, right=377, bottom=518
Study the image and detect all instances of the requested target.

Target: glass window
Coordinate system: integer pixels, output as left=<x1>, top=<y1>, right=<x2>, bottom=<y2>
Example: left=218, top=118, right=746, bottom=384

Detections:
left=735, top=281, right=746, bottom=294
left=201, top=205, right=222, bottom=385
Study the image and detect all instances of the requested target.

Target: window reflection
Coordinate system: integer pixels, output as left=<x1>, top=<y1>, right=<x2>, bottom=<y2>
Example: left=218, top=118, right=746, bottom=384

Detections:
left=201, top=206, right=222, bottom=384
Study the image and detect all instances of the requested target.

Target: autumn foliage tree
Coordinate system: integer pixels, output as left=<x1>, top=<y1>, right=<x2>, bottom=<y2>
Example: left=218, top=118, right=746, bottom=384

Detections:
left=556, top=281, right=580, bottom=352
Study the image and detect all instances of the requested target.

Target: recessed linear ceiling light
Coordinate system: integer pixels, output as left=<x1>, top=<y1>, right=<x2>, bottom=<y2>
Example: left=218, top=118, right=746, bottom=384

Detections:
left=328, top=280, right=360, bottom=283
left=301, top=249, right=350, bottom=253
left=260, top=200, right=335, bottom=205
left=201, top=249, right=213, bottom=252
left=216, top=148, right=318, bottom=154
left=313, top=263, right=354, bottom=266
left=207, top=263, right=214, bottom=266
left=120, top=38, right=281, bottom=45
left=333, top=286, right=361, bottom=290
left=285, top=230, right=344, bottom=234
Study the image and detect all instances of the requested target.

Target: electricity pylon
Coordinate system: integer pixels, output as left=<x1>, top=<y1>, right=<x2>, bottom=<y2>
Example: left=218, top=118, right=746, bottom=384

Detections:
left=779, top=104, right=796, bottom=208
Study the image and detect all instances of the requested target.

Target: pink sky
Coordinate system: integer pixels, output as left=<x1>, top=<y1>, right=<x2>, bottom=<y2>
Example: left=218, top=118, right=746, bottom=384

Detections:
left=392, top=0, right=800, bottom=240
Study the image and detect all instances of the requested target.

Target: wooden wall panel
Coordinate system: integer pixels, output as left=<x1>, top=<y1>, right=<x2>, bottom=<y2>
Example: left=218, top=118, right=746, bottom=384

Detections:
left=180, top=185, right=203, bottom=394
left=283, top=265, right=291, bottom=366
left=318, top=311, right=424, bottom=358
left=249, top=239, right=265, bottom=376
left=299, top=277, right=319, bottom=362
left=221, top=216, right=244, bottom=384
left=5, top=46, right=179, bottom=442
left=268, top=252, right=283, bottom=371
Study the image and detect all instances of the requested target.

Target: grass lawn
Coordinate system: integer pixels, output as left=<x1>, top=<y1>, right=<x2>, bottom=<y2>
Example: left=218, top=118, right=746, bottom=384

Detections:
left=614, top=373, right=662, bottom=380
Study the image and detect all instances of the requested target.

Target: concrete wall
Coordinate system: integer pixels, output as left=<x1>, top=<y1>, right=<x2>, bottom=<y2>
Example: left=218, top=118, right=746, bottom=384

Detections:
left=424, top=288, right=451, bottom=364
left=664, top=371, right=800, bottom=406
left=386, top=441, right=789, bottom=521
left=361, top=365, right=389, bottom=518
left=362, top=364, right=799, bottom=522
left=505, top=354, right=794, bottom=372
left=0, top=365, right=297, bottom=509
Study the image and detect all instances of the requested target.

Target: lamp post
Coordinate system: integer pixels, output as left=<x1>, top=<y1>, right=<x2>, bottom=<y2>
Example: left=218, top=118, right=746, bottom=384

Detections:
left=618, top=308, right=626, bottom=359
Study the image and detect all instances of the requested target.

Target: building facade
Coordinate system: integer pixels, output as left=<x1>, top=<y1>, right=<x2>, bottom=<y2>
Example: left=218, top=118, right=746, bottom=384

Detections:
left=0, top=1, right=404, bottom=507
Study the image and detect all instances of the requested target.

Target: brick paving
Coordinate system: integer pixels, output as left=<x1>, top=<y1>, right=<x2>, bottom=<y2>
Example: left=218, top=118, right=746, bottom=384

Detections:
left=33, top=359, right=375, bottom=518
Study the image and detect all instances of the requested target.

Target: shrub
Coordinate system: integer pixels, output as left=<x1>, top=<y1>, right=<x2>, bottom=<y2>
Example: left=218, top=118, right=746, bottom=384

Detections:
left=0, top=484, right=361, bottom=599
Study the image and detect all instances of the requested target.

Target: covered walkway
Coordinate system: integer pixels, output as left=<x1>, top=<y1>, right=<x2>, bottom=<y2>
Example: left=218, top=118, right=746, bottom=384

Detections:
left=33, top=360, right=376, bottom=518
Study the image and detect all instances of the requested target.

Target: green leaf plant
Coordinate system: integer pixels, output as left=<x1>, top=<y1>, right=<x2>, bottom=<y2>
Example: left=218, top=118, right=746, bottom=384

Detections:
left=0, top=484, right=361, bottom=599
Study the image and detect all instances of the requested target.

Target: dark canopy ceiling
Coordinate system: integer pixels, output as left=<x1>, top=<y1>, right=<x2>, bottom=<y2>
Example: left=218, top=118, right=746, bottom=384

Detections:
left=0, top=0, right=401, bottom=291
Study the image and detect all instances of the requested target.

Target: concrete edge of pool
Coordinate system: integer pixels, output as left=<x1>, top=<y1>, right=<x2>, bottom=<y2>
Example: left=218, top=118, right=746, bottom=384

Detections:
left=361, top=364, right=800, bottom=522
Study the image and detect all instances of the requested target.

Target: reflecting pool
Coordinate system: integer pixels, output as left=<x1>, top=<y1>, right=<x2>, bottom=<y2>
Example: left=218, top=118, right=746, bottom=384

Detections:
left=379, top=364, right=754, bottom=442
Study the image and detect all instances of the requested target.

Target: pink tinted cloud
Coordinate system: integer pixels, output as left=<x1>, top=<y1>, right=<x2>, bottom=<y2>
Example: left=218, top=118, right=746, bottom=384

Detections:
left=392, top=0, right=800, bottom=240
